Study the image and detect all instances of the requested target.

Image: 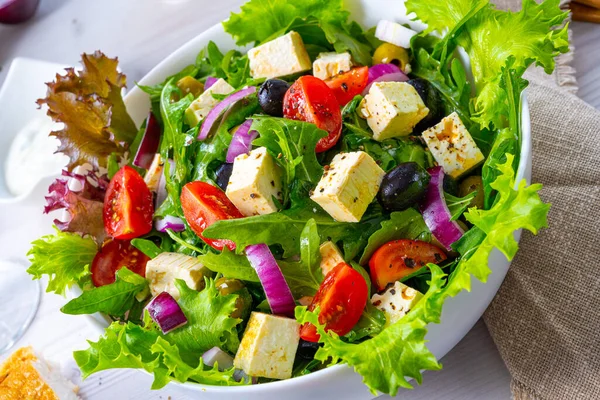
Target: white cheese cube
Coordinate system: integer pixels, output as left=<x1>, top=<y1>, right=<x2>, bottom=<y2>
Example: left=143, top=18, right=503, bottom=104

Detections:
left=371, top=281, right=423, bottom=326
left=248, top=31, right=312, bottom=79
left=312, top=52, right=353, bottom=80
left=319, top=241, right=345, bottom=276
left=185, top=78, right=234, bottom=127
left=360, top=82, right=429, bottom=141
left=226, top=147, right=282, bottom=216
left=144, top=154, right=164, bottom=192
left=145, top=252, right=211, bottom=300
left=310, top=151, right=385, bottom=223
left=421, top=112, right=485, bottom=179
left=234, top=312, right=300, bottom=380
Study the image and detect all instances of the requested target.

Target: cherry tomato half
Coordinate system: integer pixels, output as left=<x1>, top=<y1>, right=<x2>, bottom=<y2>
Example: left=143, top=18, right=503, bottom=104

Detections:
left=369, top=239, right=447, bottom=292
left=180, top=181, right=243, bottom=251
left=283, top=75, right=342, bottom=153
left=91, top=239, right=150, bottom=287
left=103, top=165, right=154, bottom=240
left=325, top=67, right=369, bottom=107
left=300, top=263, right=368, bottom=342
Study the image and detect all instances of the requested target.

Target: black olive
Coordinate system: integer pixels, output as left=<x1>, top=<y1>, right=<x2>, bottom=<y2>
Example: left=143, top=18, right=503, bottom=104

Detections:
left=297, top=339, right=322, bottom=360
left=258, top=79, right=290, bottom=117
left=443, top=175, right=459, bottom=196
left=215, top=163, right=233, bottom=191
left=377, top=162, right=431, bottom=211
left=407, top=78, right=444, bottom=134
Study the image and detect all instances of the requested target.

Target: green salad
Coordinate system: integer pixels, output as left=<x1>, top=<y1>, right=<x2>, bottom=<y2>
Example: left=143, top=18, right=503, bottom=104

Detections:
left=27, top=0, right=566, bottom=395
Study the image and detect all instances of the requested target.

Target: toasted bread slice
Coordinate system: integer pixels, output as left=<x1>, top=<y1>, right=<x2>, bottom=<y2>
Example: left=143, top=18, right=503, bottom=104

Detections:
left=0, top=347, right=79, bottom=400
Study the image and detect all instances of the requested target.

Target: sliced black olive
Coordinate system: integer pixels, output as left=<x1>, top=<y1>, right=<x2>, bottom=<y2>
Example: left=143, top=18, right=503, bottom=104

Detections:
left=377, top=162, right=431, bottom=211
left=258, top=79, right=290, bottom=117
left=407, top=78, right=444, bottom=134
left=215, top=163, right=233, bottom=191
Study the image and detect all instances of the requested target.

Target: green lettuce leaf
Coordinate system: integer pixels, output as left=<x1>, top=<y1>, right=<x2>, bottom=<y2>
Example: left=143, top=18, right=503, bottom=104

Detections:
left=222, top=0, right=348, bottom=46
left=74, top=279, right=242, bottom=388
left=198, top=247, right=259, bottom=282
left=61, top=268, right=148, bottom=317
left=279, top=219, right=323, bottom=298
left=252, top=117, right=326, bottom=206
left=27, top=227, right=97, bottom=295
left=295, top=154, right=549, bottom=395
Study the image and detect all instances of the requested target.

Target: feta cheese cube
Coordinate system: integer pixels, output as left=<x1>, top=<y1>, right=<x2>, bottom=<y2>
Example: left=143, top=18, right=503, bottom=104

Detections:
left=360, top=82, right=429, bottom=141
left=144, top=154, right=164, bottom=192
left=319, top=241, right=345, bottom=275
left=311, top=151, right=385, bottom=223
left=312, top=52, right=353, bottom=80
left=371, top=281, right=423, bottom=326
left=234, top=312, right=300, bottom=380
left=184, top=78, right=234, bottom=127
left=248, top=31, right=312, bottom=79
left=421, top=112, right=484, bottom=179
left=145, top=252, right=212, bottom=300
left=226, top=147, right=282, bottom=216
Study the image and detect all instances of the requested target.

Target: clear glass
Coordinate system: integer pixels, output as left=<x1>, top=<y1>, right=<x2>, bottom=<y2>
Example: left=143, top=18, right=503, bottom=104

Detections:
left=0, top=259, right=41, bottom=354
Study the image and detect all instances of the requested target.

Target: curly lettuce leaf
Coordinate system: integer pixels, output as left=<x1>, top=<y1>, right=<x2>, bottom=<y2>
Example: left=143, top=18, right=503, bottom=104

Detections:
left=296, top=155, right=549, bottom=395
left=37, top=52, right=137, bottom=171
left=27, top=227, right=98, bottom=295
left=61, top=268, right=148, bottom=316
left=74, top=279, right=242, bottom=388
left=44, top=169, right=108, bottom=241
left=222, top=0, right=348, bottom=46
left=406, top=0, right=569, bottom=129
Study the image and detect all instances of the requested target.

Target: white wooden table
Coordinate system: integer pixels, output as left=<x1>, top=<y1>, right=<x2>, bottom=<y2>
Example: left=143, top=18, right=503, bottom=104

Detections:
left=1, top=1, right=598, bottom=399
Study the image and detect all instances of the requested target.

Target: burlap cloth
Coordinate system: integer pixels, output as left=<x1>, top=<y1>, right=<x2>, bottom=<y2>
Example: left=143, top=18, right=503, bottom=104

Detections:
left=482, top=1, right=600, bottom=399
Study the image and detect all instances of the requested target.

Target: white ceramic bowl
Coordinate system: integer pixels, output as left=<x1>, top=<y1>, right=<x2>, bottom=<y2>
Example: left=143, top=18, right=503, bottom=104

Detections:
left=79, top=1, right=532, bottom=398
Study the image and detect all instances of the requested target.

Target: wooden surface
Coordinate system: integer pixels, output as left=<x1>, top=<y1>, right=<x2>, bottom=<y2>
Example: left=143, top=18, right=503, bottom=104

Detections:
left=0, top=1, right=598, bottom=399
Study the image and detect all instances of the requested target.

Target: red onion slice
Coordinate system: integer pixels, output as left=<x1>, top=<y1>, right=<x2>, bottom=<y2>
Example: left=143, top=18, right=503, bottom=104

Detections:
left=367, top=63, right=401, bottom=84
left=155, top=215, right=185, bottom=232
left=245, top=244, right=296, bottom=317
left=0, top=0, right=39, bottom=24
left=419, top=166, right=464, bottom=251
left=146, top=292, right=188, bottom=334
left=133, top=112, right=162, bottom=169
left=362, top=71, right=409, bottom=96
left=226, top=120, right=258, bottom=163
left=198, top=86, right=256, bottom=141
left=205, top=76, right=218, bottom=90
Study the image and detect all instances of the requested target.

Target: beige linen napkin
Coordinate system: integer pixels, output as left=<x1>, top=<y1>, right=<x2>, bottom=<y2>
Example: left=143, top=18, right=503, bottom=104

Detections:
left=483, top=1, right=600, bottom=399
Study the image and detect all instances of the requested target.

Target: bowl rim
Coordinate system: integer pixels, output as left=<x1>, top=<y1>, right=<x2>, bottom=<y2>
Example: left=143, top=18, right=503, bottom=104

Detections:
left=73, top=17, right=532, bottom=395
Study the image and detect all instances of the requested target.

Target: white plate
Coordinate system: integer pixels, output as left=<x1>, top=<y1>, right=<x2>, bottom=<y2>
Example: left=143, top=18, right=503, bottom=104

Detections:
left=79, top=1, right=532, bottom=398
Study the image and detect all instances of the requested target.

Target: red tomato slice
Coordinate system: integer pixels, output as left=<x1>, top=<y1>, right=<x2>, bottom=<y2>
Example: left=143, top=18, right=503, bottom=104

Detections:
left=369, top=239, right=447, bottom=292
left=180, top=181, right=243, bottom=251
left=91, top=239, right=150, bottom=287
left=103, top=165, right=154, bottom=240
left=283, top=75, right=342, bottom=153
left=300, top=263, right=368, bottom=342
left=325, top=67, right=369, bottom=107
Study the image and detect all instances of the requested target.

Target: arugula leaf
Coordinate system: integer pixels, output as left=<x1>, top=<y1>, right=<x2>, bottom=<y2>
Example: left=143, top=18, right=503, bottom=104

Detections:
left=27, top=227, right=97, bottom=295
left=198, top=247, right=260, bottom=282
left=74, top=279, right=242, bottom=388
left=203, top=197, right=383, bottom=259
left=37, top=52, right=137, bottom=171
left=278, top=219, right=323, bottom=298
left=222, top=0, right=349, bottom=46
left=252, top=117, right=326, bottom=205
left=343, top=300, right=387, bottom=343
left=131, top=238, right=162, bottom=258
left=359, top=209, right=430, bottom=265
left=445, top=191, right=477, bottom=221
left=205, top=41, right=251, bottom=89
left=61, top=268, right=147, bottom=316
